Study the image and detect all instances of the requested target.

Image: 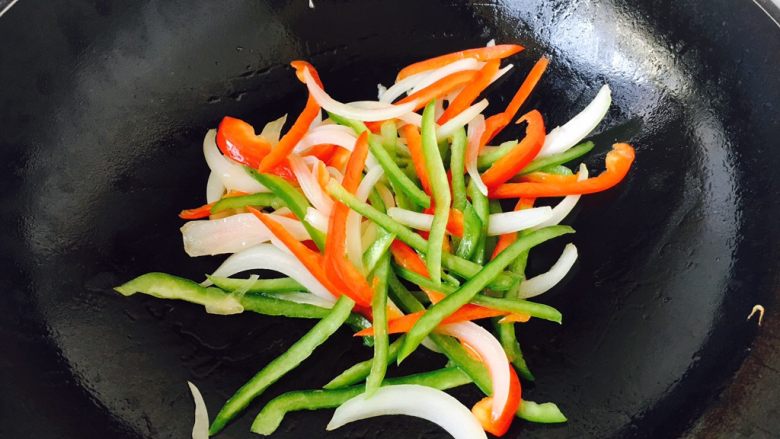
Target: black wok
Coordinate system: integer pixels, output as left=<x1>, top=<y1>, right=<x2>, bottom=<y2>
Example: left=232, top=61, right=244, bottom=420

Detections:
left=1, top=0, right=778, bottom=437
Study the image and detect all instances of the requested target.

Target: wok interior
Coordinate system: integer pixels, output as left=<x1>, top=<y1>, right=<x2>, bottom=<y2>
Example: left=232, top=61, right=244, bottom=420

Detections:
left=1, top=1, right=777, bottom=438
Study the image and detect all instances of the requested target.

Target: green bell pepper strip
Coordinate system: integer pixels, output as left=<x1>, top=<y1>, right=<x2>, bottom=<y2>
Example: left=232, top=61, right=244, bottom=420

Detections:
left=323, top=338, right=403, bottom=389
left=209, top=296, right=355, bottom=435
left=467, top=179, right=490, bottom=265
left=494, top=319, right=535, bottom=381
left=244, top=169, right=326, bottom=251
left=327, top=111, right=368, bottom=134
left=539, top=164, right=574, bottom=176
left=393, top=266, right=562, bottom=324
left=115, top=272, right=242, bottom=315
left=380, top=119, right=398, bottom=155
left=326, top=179, right=520, bottom=291
left=388, top=268, right=427, bottom=312
left=450, top=127, right=468, bottom=212
left=116, top=272, right=370, bottom=336
left=497, top=229, right=535, bottom=380
left=455, top=202, right=482, bottom=260
left=420, top=100, right=451, bottom=285
left=517, top=400, right=569, bottom=423
left=207, top=275, right=303, bottom=294
left=361, top=229, right=396, bottom=274
left=368, top=135, right=430, bottom=209
left=476, top=139, right=519, bottom=170
left=366, top=254, right=390, bottom=396
left=251, top=367, right=471, bottom=435
left=484, top=200, right=503, bottom=264
left=210, top=192, right=285, bottom=214
left=519, top=141, right=594, bottom=175
left=397, top=225, right=573, bottom=363
left=367, top=188, right=387, bottom=213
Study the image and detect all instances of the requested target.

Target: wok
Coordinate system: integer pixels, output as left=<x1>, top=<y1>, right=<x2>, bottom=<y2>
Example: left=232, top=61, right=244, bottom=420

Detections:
left=0, top=0, right=778, bottom=437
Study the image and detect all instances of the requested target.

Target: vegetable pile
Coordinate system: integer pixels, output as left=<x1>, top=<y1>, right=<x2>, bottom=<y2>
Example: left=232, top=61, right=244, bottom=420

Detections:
left=116, top=41, right=636, bottom=438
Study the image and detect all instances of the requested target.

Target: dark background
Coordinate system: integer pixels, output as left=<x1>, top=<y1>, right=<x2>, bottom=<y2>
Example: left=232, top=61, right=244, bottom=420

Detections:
left=0, top=1, right=778, bottom=438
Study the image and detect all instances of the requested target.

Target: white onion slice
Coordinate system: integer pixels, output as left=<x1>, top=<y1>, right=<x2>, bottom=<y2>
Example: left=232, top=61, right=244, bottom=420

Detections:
left=376, top=183, right=396, bottom=209
left=387, top=207, right=434, bottom=231
left=519, top=243, right=578, bottom=299
left=202, top=129, right=268, bottom=193
left=187, top=382, right=209, bottom=439
left=181, top=213, right=309, bottom=257
left=204, top=244, right=337, bottom=302
left=437, top=322, right=509, bottom=420
left=260, top=114, right=288, bottom=144
left=205, top=171, right=225, bottom=203
left=304, top=68, right=417, bottom=121
left=327, top=166, right=344, bottom=182
left=294, top=124, right=358, bottom=154
left=274, top=291, right=336, bottom=309
left=327, top=384, right=486, bottom=439
left=379, top=71, right=427, bottom=104
left=410, top=58, right=481, bottom=94
left=491, top=63, right=513, bottom=84
left=376, top=83, right=388, bottom=100
left=486, top=39, right=496, bottom=47
left=289, top=154, right=333, bottom=214
left=539, top=84, right=611, bottom=157
left=533, top=164, right=589, bottom=229
left=437, top=99, right=489, bottom=139
left=487, top=206, right=554, bottom=236
left=346, top=165, right=385, bottom=270
left=466, top=115, right=488, bottom=196
left=305, top=207, right=330, bottom=233
left=434, top=98, right=445, bottom=120
left=361, top=222, right=378, bottom=253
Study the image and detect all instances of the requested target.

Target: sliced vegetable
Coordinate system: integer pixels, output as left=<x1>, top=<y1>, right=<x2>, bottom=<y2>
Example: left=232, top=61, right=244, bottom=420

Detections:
left=368, top=134, right=431, bottom=208
left=251, top=367, right=471, bottom=435
left=215, top=116, right=272, bottom=168
left=480, top=110, right=546, bottom=188
left=538, top=84, right=611, bottom=157
left=209, top=295, right=354, bottom=435
left=187, top=382, right=210, bottom=439
left=397, top=225, right=573, bottom=362
left=396, top=44, right=523, bottom=80
left=366, top=254, right=391, bottom=395
left=327, top=384, right=487, bottom=439
left=490, top=143, right=635, bottom=198
left=519, top=141, right=594, bottom=175
left=245, top=169, right=327, bottom=250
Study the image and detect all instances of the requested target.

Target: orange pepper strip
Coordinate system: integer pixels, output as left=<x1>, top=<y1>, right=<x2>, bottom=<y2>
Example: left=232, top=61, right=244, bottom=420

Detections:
left=471, top=366, right=521, bottom=436
left=396, top=70, right=479, bottom=112
left=324, top=132, right=374, bottom=307
left=178, top=190, right=248, bottom=219
left=519, top=172, right=578, bottom=184
left=438, top=60, right=500, bottom=124
left=481, top=56, right=549, bottom=145
left=480, top=110, right=546, bottom=189
left=249, top=208, right=352, bottom=300
left=364, top=121, right=383, bottom=133
left=258, top=61, right=322, bottom=172
left=355, top=306, right=505, bottom=336
left=447, top=208, right=465, bottom=238
left=490, top=143, right=636, bottom=198
left=326, top=147, right=351, bottom=172
left=215, top=116, right=273, bottom=168
left=399, top=124, right=432, bottom=195
left=396, top=44, right=524, bottom=81
left=490, top=198, right=535, bottom=260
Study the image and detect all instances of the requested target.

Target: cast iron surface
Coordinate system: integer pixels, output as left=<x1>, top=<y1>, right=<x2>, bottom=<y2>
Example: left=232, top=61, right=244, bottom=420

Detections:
left=1, top=0, right=778, bottom=438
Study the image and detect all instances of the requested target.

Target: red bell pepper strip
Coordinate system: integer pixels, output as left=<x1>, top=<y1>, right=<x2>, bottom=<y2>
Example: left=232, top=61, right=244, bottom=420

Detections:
left=303, top=144, right=335, bottom=161
left=437, top=60, right=500, bottom=124
left=396, top=70, right=479, bottom=112
left=481, top=56, right=549, bottom=145
left=215, top=116, right=273, bottom=168
left=324, top=132, right=374, bottom=307
left=480, top=110, right=546, bottom=189
left=326, top=147, right=351, bottom=172
left=258, top=61, right=322, bottom=172
left=399, top=124, right=432, bottom=195
left=471, top=365, right=522, bottom=436
left=490, top=198, right=535, bottom=260
left=396, top=44, right=524, bottom=81
left=490, top=143, right=636, bottom=198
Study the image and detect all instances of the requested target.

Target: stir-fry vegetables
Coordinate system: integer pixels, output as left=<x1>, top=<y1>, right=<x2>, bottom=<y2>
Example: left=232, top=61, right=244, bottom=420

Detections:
left=115, top=42, right=637, bottom=438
